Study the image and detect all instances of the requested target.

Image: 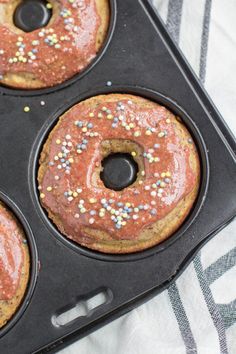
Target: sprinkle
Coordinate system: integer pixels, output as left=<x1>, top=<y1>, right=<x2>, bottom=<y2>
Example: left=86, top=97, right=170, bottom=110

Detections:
left=89, top=218, right=95, bottom=224
left=56, top=139, right=61, bottom=145
left=40, top=193, right=45, bottom=199
left=40, top=101, right=46, bottom=106
left=134, top=131, right=141, bottom=137
left=166, top=118, right=171, bottom=123
left=46, top=186, right=52, bottom=192
left=151, top=191, right=157, bottom=197
left=131, top=151, right=136, bottom=157
left=158, top=132, right=165, bottom=138
left=89, top=198, right=97, bottom=204
left=24, top=106, right=30, bottom=112
left=106, top=81, right=112, bottom=87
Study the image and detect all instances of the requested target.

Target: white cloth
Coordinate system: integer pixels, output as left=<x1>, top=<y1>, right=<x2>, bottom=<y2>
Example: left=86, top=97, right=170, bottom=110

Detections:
left=60, top=1, right=236, bottom=353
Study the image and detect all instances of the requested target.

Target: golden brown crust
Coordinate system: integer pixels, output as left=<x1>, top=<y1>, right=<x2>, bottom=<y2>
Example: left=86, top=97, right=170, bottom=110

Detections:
left=0, top=202, right=30, bottom=328
left=38, top=94, right=200, bottom=254
left=0, top=0, right=110, bottom=89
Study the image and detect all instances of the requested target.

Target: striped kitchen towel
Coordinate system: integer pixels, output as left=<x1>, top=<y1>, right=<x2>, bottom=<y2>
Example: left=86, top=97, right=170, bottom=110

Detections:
left=60, top=1, right=236, bottom=353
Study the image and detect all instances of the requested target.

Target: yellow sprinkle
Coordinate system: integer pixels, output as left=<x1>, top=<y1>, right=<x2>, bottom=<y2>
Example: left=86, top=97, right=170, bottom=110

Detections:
left=68, top=158, right=74, bottom=163
left=82, top=127, right=87, bottom=132
left=24, top=106, right=30, bottom=113
left=98, top=113, right=103, bottom=118
left=158, top=132, right=165, bottom=138
left=40, top=193, right=45, bottom=199
left=80, top=208, right=86, bottom=213
left=89, top=198, right=97, bottom=204
left=129, top=123, right=135, bottom=128
left=166, top=118, right=171, bottom=123
left=161, top=172, right=166, bottom=178
left=99, top=212, right=105, bottom=217
left=46, top=3, right=53, bottom=9
left=160, top=182, right=166, bottom=188
left=58, top=152, right=63, bottom=158
left=77, top=149, right=82, bottom=154
left=56, top=139, right=61, bottom=145
left=102, top=106, right=107, bottom=111
left=46, top=186, right=52, bottom=192
left=131, top=151, right=137, bottom=157
left=141, top=171, right=145, bottom=176
left=166, top=172, right=172, bottom=177
left=145, top=130, right=152, bottom=136
left=107, top=114, right=113, bottom=120
left=134, top=131, right=141, bottom=137
left=89, top=112, right=94, bottom=118
left=73, top=192, right=78, bottom=197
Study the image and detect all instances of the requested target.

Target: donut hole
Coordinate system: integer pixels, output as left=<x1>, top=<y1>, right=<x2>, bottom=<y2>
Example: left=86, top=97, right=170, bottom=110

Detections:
left=0, top=0, right=57, bottom=34
left=97, top=139, right=145, bottom=191
left=13, top=0, right=52, bottom=32
left=100, top=153, right=139, bottom=191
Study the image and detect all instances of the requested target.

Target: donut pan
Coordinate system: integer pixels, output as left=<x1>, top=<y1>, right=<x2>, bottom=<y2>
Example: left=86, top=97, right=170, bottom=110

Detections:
left=0, top=0, right=236, bottom=353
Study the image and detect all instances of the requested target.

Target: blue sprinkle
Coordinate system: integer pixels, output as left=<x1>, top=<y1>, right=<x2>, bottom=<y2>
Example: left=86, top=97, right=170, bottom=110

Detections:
left=139, top=205, right=144, bottom=210
left=83, top=139, right=88, bottom=144
left=116, top=224, right=121, bottom=229
left=154, top=144, right=160, bottom=149
left=90, top=210, right=96, bottom=216
left=81, top=144, right=86, bottom=150
left=150, top=209, right=157, bottom=215
left=87, top=123, right=93, bottom=129
left=117, top=202, right=123, bottom=207
left=112, top=123, right=117, bottom=128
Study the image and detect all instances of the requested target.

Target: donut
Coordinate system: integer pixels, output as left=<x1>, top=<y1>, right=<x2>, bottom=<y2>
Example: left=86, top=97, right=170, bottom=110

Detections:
left=0, top=0, right=109, bottom=89
left=38, top=94, right=200, bottom=254
left=0, top=202, right=30, bottom=328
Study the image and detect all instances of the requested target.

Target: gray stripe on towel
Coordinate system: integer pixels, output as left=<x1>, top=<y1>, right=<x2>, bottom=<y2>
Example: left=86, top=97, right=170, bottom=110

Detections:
left=168, top=283, right=197, bottom=354
left=194, top=254, right=228, bottom=354
left=166, top=0, right=184, bottom=44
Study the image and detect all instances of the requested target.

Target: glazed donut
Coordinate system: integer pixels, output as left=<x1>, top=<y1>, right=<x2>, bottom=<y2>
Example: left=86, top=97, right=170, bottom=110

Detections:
left=0, top=0, right=109, bottom=89
left=0, top=202, right=30, bottom=328
left=38, top=94, right=200, bottom=254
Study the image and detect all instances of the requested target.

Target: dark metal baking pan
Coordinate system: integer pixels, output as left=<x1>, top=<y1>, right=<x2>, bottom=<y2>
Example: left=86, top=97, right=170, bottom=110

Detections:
left=0, top=0, right=235, bottom=353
